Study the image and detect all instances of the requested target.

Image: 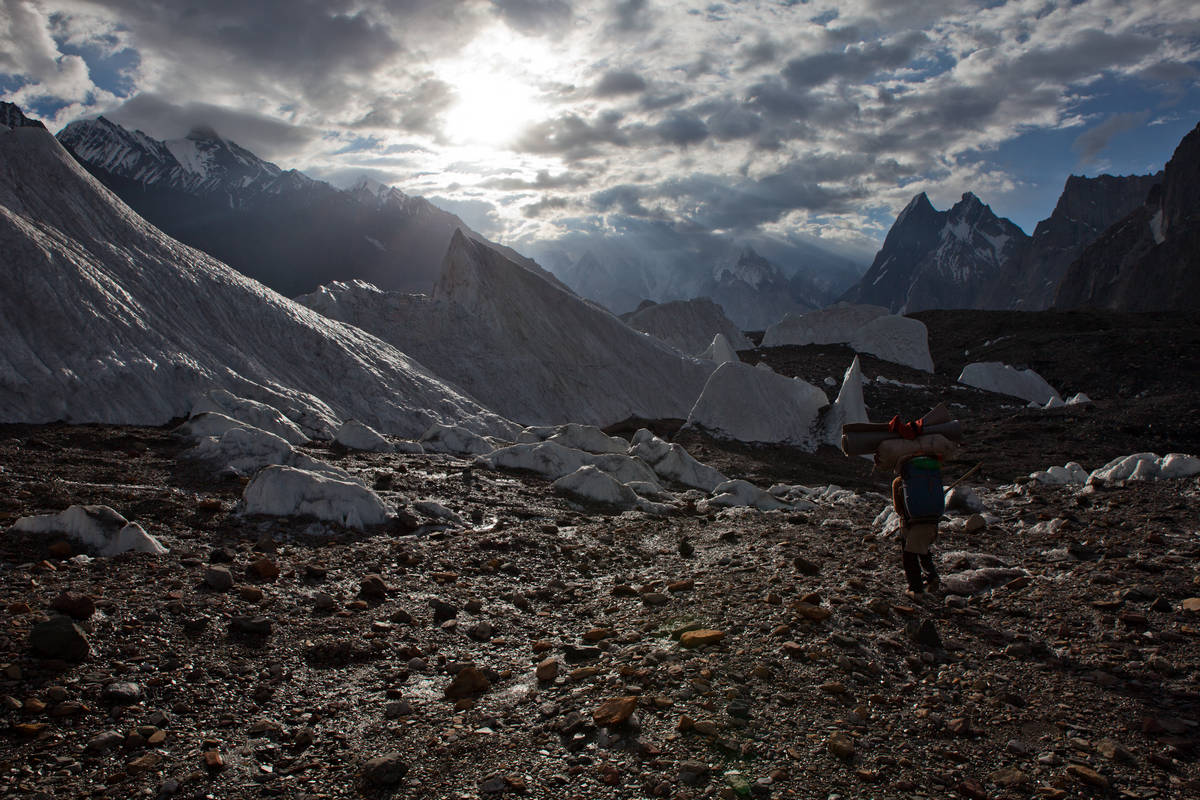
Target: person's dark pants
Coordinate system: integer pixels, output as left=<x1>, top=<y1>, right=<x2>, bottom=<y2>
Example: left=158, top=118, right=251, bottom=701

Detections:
left=902, top=549, right=939, bottom=593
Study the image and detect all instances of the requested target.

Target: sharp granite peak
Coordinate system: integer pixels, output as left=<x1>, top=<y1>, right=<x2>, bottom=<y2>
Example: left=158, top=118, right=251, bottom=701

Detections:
left=843, top=191, right=1028, bottom=313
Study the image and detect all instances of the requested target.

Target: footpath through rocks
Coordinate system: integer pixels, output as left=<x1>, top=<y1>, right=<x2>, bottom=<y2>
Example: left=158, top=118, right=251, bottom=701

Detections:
left=1, top=423, right=1199, bottom=799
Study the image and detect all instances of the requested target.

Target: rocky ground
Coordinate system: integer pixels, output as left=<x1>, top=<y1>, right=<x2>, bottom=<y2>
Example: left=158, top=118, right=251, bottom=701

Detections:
left=1, top=310, right=1199, bottom=800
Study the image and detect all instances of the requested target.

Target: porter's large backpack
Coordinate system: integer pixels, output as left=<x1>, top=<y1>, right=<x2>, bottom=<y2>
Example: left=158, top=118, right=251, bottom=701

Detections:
left=900, top=456, right=945, bottom=523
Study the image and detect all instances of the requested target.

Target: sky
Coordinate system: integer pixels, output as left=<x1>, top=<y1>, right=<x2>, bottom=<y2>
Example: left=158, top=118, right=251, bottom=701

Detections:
left=3, top=0, right=1199, bottom=266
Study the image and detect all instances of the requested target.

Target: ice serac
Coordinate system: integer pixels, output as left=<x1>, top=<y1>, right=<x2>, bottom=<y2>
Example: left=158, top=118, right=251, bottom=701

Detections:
left=624, top=297, right=751, bottom=356
left=842, top=192, right=1030, bottom=312
left=822, top=356, right=867, bottom=446
left=298, top=234, right=714, bottom=427
left=958, top=362, right=1061, bottom=405
left=686, top=361, right=829, bottom=447
left=12, top=505, right=167, bottom=556
left=762, top=304, right=933, bottom=372
left=1055, top=121, right=1200, bottom=312
left=0, top=124, right=514, bottom=439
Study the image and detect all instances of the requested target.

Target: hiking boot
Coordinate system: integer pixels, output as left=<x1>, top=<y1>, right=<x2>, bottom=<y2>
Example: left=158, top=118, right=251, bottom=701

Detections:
left=904, top=589, right=925, bottom=602
left=924, top=577, right=941, bottom=594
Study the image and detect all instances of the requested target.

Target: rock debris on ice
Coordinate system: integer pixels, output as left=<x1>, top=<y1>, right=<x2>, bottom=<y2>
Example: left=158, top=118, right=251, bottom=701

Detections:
left=11, top=505, right=167, bottom=556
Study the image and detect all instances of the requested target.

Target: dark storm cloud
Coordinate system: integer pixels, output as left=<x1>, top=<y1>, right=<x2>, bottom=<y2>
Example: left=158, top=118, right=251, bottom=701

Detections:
left=1002, top=29, right=1159, bottom=84
left=1073, top=111, right=1151, bottom=163
left=639, top=91, right=690, bottom=112
left=782, top=30, right=929, bottom=89
left=490, top=0, right=573, bottom=35
left=653, top=110, right=708, bottom=146
left=515, top=110, right=628, bottom=160
left=591, top=184, right=654, bottom=217
left=352, top=77, right=454, bottom=135
left=102, top=93, right=320, bottom=157
left=522, top=195, right=571, bottom=217
left=738, top=37, right=779, bottom=71
left=482, top=169, right=592, bottom=191
left=594, top=70, right=647, bottom=97
left=704, top=104, right=763, bottom=142
left=613, top=0, right=651, bottom=32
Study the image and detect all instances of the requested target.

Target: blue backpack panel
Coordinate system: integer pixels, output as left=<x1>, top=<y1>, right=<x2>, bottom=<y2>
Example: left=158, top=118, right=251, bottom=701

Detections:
left=901, top=456, right=945, bottom=522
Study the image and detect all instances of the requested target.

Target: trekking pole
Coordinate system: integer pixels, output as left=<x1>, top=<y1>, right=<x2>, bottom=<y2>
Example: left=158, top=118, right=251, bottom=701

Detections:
left=947, top=461, right=984, bottom=490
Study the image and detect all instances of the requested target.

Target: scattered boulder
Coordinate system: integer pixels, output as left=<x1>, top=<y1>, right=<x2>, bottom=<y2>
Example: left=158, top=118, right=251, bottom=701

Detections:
left=29, top=616, right=89, bottom=661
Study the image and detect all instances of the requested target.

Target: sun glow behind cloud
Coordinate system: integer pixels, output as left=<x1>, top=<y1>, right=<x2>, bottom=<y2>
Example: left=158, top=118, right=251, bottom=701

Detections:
left=434, top=25, right=556, bottom=149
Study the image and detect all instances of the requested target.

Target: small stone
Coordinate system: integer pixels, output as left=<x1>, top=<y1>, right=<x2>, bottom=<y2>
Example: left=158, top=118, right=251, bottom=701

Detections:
left=52, top=592, right=95, bottom=620
left=230, top=615, right=272, bottom=636
left=963, top=514, right=986, bottom=533
left=304, top=563, right=328, bottom=580
left=203, top=750, right=224, bottom=771
left=1181, top=597, right=1200, bottom=613
left=678, top=760, right=711, bottom=786
left=583, top=627, right=615, bottom=642
left=247, top=558, right=280, bottom=582
left=793, top=556, right=821, bottom=575
left=907, top=618, right=942, bottom=649
left=828, top=732, right=855, bottom=760
left=86, top=731, right=125, bottom=753
left=361, top=753, right=408, bottom=786
left=680, top=629, right=724, bottom=648
left=990, top=766, right=1028, bottom=787
left=468, top=621, right=494, bottom=641
left=445, top=666, right=490, bottom=699
left=592, top=696, right=638, bottom=727
left=479, top=774, right=507, bottom=793
left=535, top=658, right=560, bottom=681
left=956, top=778, right=987, bottom=799
left=359, top=574, right=388, bottom=598
left=667, top=579, right=695, bottom=593
left=642, top=592, right=669, bottom=606
left=430, top=598, right=457, bottom=623
left=126, top=752, right=161, bottom=774
left=1066, top=763, right=1109, bottom=789
left=1096, top=739, right=1136, bottom=763
left=29, top=615, right=89, bottom=661
left=204, top=566, right=234, bottom=591
left=239, top=585, right=264, bottom=603
left=102, top=682, right=142, bottom=706
left=792, top=601, right=832, bottom=621
left=946, top=717, right=975, bottom=737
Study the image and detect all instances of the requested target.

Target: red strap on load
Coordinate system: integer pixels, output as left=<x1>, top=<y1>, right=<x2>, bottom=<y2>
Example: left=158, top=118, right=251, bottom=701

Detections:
left=887, top=416, right=924, bottom=440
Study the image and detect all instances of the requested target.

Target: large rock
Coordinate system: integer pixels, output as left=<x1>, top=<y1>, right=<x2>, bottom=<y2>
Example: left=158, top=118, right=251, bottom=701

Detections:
left=30, top=616, right=89, bottom=661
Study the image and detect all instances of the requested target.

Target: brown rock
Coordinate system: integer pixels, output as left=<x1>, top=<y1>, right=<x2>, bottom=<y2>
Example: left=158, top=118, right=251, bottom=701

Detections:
left=680, top=629, right=724, bottom=648
left=782, top=641, right=804, bottom=658
left=239, top=585, right=265, bottom=603
left=532, top=639, right=553, bottom=652
left=582, top=628, right=614, bottom=642
left=126, top=752, right=161, bottom=774
left=535, top=658, right=559, bottom=681
left=1181, top=597, right=1200, bottom=613
left=1096, top=739, right=1135, bottom=763
left=1066, top=764, right=1109, bottom=789
left=359, top=574, right=388, bottom=598
left=827, top=732, right=855, bottom=760
left=956, top=778, right=987, bottom=799
left=642, top=592, right=669, bottom=606
left=444, top=666, right=490, bottom=699
left=667, top=579, right=695, bottom=592
left=793, top=601, right=832, bottom=621
left=47, top=540, right=73, bottom=558
left=52, top=592, right=95, bottom=620
left=248, top=558, right=279, bottom=582
left=592, top=696, right=638, bottom=727
left=990, top=766, right=1028, bottom=787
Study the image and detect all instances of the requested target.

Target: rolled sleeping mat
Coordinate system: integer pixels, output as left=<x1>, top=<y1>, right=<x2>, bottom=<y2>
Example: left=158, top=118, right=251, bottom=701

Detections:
left=841, top=419, right=963, bottom=456
left=874, top=433, right=958, bottom=471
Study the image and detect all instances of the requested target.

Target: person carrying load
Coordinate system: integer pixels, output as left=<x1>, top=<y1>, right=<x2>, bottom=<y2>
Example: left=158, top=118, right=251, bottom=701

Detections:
left=841, top=404, right=961, bottom=598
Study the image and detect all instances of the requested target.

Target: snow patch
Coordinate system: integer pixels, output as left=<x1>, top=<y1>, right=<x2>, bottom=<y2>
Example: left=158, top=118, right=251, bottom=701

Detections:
left=12, top=505, right=167, bottom=556
left=703, top=480, right=789, bottom=511
left=242, top=465, right=390, bottom=529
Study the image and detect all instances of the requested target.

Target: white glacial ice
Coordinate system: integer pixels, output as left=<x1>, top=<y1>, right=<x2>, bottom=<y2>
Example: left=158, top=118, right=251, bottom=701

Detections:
left=822, top=355, right=868, bottom=447
left=335, top=419, right=394, bottom=453
left=685, top=361, right=829, bottom=448
left=242, top=465, right=390, bottom=529
left=761, top=303, right=935, bottom=372
left=12, top=504, right=167, bottom=556
left=958, top=362, right=1061, bottom=405
left=0, top=126, right=514, bottom=440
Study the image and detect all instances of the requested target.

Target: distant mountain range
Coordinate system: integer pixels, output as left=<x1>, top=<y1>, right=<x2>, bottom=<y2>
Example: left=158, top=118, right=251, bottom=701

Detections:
left=53, top=113, right=501, bottom=297
left=841, top=123, right=1200, bottom=313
